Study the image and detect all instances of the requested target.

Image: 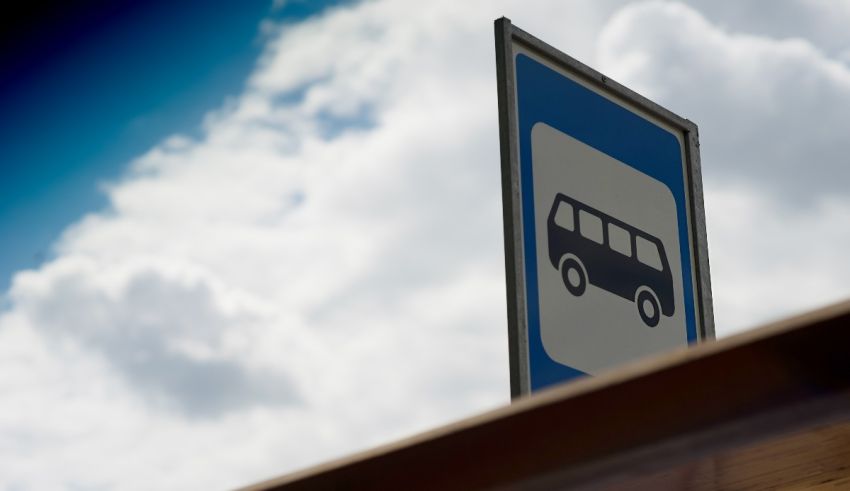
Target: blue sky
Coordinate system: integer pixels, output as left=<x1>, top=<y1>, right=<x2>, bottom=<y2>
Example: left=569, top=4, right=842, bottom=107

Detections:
left=2, top=1, right=850, bottom=489
left=0, top=0, right=346, bottom=292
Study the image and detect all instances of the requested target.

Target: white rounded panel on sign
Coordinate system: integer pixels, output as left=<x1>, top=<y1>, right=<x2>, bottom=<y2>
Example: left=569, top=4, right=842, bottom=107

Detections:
left=531, top=122, right=687, bottom=374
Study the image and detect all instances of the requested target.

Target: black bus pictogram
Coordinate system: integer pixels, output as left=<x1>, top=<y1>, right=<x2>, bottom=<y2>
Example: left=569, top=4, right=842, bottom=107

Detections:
left=547, top=193, right=675, bottom=327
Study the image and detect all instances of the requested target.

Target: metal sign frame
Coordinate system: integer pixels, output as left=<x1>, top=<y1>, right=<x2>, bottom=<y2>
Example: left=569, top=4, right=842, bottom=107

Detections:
left=495, top=17, right=714, bottom=398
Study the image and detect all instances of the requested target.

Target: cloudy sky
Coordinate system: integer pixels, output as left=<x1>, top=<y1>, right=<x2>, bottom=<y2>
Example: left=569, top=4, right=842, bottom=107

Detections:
left=2, top=0, right=850, bottom=488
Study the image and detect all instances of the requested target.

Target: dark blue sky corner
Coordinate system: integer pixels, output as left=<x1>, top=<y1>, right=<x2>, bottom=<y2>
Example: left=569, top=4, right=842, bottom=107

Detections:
left=0, top=0, right=351, bottom=293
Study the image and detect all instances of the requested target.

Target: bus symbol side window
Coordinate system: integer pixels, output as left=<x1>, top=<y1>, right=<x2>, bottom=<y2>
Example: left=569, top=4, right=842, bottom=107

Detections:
left=553, top=201, right=575, bottom=231
left=608, top=222, right=632, bottom=257
left=578, top=209, right=604, bottom=244
left=636, top=235, right=664, bottom=271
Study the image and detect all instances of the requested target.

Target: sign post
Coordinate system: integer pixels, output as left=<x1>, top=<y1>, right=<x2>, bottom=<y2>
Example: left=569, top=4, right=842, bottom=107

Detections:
left=495, top=17, right=714, bottom=397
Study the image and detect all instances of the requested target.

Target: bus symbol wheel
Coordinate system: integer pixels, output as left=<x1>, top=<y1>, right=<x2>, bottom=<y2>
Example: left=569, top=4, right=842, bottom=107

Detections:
left=636, top=287, right=661, bottom=327
left=559, top=255, right=587, bottom=296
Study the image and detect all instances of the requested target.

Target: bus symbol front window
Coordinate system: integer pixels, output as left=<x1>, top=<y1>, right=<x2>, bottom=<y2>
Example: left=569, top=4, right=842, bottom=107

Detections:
left=546, top=193, right=675, bottom=327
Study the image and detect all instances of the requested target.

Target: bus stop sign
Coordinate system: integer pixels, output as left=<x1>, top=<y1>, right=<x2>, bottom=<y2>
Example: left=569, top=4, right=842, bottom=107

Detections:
left=494, top=18, right=714, bottom=397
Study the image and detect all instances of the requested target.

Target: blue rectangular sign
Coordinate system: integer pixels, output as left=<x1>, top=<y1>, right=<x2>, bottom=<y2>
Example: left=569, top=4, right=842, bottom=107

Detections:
left=495, top=18, right=714, bottom=397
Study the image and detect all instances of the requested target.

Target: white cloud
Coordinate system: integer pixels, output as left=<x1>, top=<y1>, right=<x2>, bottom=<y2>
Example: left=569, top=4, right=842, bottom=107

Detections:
left=703, top=185, right=850, bottom=330
left=600, top=1, right=850, bottom=198
left=675, top=0, right=850, bottom=58
left=10, top=256, right=302, bottom=416
left=2, top=0, right=850, bottom=488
